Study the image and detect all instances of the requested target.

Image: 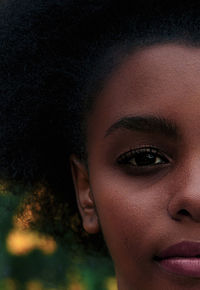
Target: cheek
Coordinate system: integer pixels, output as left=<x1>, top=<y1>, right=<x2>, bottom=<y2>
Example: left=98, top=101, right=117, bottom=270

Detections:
left=89, top=170, right=168, bottom=262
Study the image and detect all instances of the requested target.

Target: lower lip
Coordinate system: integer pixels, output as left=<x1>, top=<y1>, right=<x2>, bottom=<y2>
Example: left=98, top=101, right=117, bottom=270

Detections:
left=157, top=257, right=200, bottom=277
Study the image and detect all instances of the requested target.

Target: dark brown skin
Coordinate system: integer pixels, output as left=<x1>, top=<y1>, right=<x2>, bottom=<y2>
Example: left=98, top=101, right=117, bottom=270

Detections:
left=70, top=43, right=200, bottom=289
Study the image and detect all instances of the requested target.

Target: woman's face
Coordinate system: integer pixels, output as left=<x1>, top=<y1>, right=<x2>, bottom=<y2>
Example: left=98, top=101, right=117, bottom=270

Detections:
left=71, top=43, right=200, bottom=290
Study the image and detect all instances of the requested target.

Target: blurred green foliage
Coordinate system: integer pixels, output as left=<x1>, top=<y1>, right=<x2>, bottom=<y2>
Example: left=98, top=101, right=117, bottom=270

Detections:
left=0, top=188, right=116, bottom=290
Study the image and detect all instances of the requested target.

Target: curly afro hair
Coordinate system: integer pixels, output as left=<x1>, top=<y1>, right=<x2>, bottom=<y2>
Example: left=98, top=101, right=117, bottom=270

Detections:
left=0, top=0, right=200, bottom=254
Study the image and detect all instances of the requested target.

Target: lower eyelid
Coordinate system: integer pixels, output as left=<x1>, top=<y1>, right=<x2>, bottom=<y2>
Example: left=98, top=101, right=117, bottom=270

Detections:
left=118, top=161, right=172, bottom=177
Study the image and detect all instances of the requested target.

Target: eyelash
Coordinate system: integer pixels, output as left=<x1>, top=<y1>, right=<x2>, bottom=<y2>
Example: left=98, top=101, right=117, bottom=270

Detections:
left=116, top=146, right=170, bottom=168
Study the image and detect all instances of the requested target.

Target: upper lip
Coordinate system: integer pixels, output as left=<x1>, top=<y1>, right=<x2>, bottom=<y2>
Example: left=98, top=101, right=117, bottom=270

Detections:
left=156, top=241, right=200, bottom=259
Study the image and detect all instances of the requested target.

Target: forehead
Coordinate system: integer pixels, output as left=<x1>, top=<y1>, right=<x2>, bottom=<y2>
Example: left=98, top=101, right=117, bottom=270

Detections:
left=87, top=43, right=200, bottom=142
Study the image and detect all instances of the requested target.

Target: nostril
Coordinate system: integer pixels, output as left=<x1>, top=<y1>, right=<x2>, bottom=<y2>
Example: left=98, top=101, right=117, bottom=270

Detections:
left=178, top=209, right=190, bottom=216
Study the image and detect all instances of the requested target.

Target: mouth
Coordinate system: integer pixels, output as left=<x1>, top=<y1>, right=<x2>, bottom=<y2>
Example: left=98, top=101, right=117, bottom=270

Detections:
left=154, top=241, right=200, bottom=278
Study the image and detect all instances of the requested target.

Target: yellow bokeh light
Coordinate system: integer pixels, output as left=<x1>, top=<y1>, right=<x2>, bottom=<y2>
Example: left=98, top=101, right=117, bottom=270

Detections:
left=68, top=283, right=85, bottom=290
left=3, top=278, right=17, bottom=290
left=6, top=185, right=57, bottom=256
left=106, top=277, right=118, bottom=290
left=26, top=280, right=43, bottom=290
left=6, top=229, right=57, bottom=255
left=37, top=236, right=57, bottom=254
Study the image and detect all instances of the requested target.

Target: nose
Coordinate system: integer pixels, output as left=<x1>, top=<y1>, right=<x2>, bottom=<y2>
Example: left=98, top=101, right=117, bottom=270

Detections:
left=167, top=162, right=200, bottom=223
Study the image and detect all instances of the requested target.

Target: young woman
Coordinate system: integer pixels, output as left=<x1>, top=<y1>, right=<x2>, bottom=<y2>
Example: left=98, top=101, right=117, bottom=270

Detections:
left=1, top=0, right=200, bottom=289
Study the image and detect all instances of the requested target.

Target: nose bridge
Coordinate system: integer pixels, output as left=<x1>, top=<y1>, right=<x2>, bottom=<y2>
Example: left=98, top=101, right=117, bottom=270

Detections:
left=182, top=158, right=200, bottom=196
left=168, top=155, right=200, bottom=222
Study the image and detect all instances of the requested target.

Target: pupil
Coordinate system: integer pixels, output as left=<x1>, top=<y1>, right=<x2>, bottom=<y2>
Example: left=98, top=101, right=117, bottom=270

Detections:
left=135, top=153, right=156, bottom=166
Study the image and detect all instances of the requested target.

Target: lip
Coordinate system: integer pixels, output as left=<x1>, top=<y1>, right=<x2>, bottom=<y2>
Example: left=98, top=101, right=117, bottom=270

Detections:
left=154, top=241, right=200, bottom=277
left=157, top=241, right=200, bottom=259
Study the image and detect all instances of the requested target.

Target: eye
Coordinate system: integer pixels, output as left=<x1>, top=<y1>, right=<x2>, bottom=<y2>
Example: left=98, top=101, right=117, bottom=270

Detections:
left=117, top=147, right=169, bottom=167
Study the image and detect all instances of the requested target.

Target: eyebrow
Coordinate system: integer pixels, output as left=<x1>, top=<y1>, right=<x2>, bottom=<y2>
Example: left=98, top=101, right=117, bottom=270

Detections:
left=104, top=115, right=180, bottom=139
